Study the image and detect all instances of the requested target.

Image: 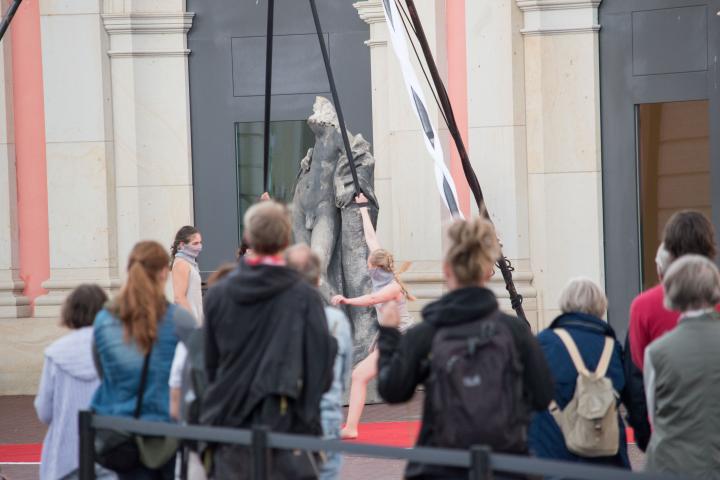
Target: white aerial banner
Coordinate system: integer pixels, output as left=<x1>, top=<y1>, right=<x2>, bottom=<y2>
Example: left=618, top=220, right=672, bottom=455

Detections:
left=380, top=0, right=463, bottom=219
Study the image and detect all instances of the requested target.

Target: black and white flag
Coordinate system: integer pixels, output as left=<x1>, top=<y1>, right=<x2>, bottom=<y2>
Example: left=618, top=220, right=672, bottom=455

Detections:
left=381, top=0, right=463, bottom=219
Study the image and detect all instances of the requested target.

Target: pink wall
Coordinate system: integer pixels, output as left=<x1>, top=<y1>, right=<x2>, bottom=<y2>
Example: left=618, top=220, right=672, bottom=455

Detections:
left=11, top=0, right=49, bottom=301
left=446, top=0, right=471, bottom=218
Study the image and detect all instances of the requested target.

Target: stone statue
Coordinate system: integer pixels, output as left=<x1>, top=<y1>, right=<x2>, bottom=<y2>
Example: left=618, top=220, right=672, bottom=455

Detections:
left=292, top=96, right=379, bottom=362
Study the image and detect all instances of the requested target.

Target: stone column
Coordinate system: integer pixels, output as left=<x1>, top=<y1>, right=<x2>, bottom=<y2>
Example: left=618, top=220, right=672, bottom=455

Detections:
left=34, top=1, right=121, bottom=317
left=0, top=27, right=30, bottom=319
left=0, top=0, right=58, bottom=395
left=466, top=0, right=538, bottom=328
left=355, top=0, right=450, bottom=316
left=517, top=0, right=604, bottom=327
left=102, top=2, right=194, bottom=278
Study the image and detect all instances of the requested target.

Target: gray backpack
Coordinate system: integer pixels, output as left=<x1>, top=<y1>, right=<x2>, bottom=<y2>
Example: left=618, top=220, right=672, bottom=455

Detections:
left=549, top=329, right=619, bottom=457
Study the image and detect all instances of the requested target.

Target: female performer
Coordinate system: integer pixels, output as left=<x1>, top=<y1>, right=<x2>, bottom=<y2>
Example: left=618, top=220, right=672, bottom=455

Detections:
left=170, top=226, right=204, bottom=324
left=331, top=193, right=415, bottom=439
left=168, top=226, right=203, bottom=421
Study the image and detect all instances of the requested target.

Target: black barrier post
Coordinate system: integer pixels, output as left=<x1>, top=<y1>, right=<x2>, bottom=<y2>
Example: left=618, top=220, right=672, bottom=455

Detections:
left=78, top=411, right=96, bottom=480
left=252, top=425, right=270, bottom=480
left=469, top=445, right=492, bottom=480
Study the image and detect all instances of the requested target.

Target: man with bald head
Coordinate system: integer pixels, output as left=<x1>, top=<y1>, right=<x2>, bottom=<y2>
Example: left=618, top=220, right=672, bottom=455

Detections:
left=286, top=244, right=352, bottom=480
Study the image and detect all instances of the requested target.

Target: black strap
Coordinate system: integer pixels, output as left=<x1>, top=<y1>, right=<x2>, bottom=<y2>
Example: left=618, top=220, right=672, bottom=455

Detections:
left=133, top=344, right=154, bottom=419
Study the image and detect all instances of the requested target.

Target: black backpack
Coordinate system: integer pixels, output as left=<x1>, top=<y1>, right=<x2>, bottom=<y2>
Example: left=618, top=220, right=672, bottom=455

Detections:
left=429, top=311, right=527, bottom=452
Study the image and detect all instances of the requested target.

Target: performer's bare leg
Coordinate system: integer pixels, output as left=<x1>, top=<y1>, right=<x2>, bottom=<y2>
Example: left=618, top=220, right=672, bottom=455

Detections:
left=341, top=349, right=379, bottom=439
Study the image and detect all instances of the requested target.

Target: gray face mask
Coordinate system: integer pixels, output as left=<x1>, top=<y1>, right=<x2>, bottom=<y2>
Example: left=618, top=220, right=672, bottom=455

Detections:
left=180, top=244, right=202, bottom=259
left=369, top=267, right=393, bottom=284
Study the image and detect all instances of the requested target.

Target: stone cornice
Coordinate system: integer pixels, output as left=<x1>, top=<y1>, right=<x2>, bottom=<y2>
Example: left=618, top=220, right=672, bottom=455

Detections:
left=354, top=0, right=386, bottom=26
left=517, top=0, right=601, bottom=10
left=107, top=49, right=192, bottom=58
left=365, top=39, right=388, bottom=49
left=102, top=12, right=194, bottom=35
left=516, top=0, right=601, bottom=36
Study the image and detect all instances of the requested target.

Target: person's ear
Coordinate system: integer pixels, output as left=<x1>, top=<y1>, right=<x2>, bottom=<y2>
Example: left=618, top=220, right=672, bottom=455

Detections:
left=483, top=265, right=494, bottom=283
left=443, top=262, right=454, bottom=284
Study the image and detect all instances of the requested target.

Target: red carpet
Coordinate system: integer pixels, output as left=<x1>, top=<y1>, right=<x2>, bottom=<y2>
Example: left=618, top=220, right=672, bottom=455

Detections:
left=343, top=423, right=636, bottom=448
left=0, top=424, right=636, bottom=462
left=0, top=443, right=41, bottom=463
left=343, top=421, right=421, bottom=447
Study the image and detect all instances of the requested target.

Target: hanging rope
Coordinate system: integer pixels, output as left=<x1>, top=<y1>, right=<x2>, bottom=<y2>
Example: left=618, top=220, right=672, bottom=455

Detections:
left=0, top=0, right=22, bottom=42
left=262, top=0, right=275, bottom=193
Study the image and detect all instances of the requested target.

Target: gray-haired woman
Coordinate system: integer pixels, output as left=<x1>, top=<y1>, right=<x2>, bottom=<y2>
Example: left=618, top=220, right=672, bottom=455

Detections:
left=644, top=254, right=720, bottom=477
left=529, top=278, right=630, bottom=467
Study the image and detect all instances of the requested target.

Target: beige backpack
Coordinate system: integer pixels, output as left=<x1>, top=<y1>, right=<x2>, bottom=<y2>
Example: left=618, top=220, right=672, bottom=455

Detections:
left=549, top=329, right=619, bottom=457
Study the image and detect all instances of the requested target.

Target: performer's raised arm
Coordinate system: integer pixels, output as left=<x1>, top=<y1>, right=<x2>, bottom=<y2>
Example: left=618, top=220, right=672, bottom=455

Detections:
left=356, top=193, right=380, bottom=253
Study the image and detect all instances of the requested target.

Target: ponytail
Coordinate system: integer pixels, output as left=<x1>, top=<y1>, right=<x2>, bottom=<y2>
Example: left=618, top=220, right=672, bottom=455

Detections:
left=116, top=241, right=170, bottom=353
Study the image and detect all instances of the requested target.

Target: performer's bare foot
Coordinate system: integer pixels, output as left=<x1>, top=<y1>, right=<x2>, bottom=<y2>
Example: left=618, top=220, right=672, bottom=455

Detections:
left=340, top=426, right=358, bottom=440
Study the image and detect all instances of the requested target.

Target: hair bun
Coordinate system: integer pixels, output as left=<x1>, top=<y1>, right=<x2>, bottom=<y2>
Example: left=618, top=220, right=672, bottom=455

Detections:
left=445, top=217, right=500, bottom=286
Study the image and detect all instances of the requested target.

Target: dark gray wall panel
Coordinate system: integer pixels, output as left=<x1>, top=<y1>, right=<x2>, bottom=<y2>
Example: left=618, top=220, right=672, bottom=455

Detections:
left=632, top=6, right=707, bottom=76
left=600, top=10, right=639, bottom=341
left=600, top=0, right=720, bottom=341
left=631, top=71, right=707, bottom=103
left=231, top=34, right=331, bottom=96
left=329, top=31, right=373, bottom=138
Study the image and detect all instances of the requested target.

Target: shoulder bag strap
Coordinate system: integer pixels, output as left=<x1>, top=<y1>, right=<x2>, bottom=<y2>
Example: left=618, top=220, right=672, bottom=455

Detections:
left=593, top=337, right=615, bottom=379
left=133, top=344, right=154, bottom=419
left=554, top=328, right=590, bottom=376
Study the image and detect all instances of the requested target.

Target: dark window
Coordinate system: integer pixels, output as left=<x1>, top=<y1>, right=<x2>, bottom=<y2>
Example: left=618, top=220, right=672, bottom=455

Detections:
left=235, top=120, right=314, bottom=240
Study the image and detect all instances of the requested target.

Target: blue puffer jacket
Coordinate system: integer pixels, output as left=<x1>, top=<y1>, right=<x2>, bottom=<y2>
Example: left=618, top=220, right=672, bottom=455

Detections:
left=91, top=304, right=195, bottom=422
left=528, top=312, right=630, bottom=468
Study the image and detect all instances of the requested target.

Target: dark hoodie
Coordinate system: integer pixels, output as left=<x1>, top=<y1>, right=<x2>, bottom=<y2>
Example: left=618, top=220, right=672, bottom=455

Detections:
left=200, top=261, right=335, bottom=436
left=377, top=286, right=554, bottom=479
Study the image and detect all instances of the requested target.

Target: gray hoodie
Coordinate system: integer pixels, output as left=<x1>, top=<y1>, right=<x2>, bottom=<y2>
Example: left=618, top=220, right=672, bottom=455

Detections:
left=35, top=327, right=100, bottom=480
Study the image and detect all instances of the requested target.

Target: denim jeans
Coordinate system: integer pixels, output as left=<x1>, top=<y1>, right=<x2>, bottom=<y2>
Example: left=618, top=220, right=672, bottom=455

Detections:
left=320, top=416, right=343, bottom=480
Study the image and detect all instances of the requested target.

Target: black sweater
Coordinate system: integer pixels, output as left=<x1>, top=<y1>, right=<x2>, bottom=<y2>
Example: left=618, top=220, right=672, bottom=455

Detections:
left=377, top=287, right=554, bottom=479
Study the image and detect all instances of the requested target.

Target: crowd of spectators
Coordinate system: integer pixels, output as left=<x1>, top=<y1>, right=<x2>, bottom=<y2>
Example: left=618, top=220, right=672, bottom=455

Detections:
left=32, top=201, right=720, bottom=480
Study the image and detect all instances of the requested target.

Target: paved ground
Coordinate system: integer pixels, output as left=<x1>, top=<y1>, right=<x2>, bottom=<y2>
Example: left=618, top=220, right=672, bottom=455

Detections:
left=0, top=394, right=643, bottom=479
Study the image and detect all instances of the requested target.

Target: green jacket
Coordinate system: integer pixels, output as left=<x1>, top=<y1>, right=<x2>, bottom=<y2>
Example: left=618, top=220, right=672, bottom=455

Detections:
left=645, top=311, right=720, bottom=479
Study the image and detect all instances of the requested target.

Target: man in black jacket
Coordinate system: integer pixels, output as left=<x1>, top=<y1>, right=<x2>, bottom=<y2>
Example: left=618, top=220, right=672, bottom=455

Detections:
left=201, top=201, right=336, bottom=479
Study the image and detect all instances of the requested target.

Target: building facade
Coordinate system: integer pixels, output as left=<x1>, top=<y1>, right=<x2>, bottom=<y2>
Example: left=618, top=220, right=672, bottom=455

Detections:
left=0, top=0, right=715, bottom=394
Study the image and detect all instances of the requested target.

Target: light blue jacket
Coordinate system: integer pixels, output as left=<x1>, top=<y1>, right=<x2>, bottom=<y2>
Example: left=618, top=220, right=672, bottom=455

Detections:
left=35, top=327, right=99, bottom=480
left=320, top=306, right=353, bottom=422
left=91, top=304, right=195, bottom=422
